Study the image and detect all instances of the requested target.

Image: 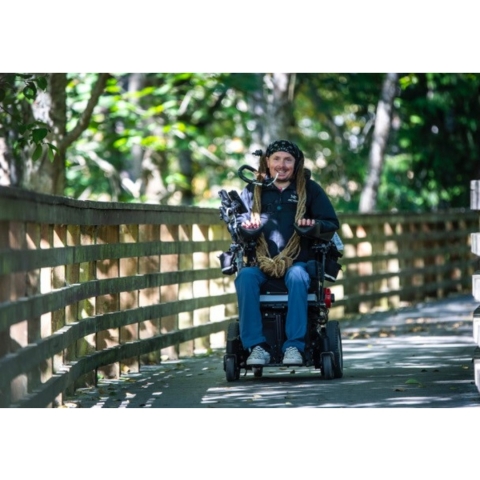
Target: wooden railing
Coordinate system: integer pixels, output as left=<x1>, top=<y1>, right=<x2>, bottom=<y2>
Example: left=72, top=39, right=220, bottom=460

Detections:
left=470, top=180, right=480, bottom=393
left=1, top=185, right=478, bottom=407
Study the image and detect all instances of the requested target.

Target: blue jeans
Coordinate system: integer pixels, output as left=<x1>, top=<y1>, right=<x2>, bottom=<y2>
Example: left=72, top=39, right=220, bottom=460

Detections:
left=234, top=263, right=310, bottom=353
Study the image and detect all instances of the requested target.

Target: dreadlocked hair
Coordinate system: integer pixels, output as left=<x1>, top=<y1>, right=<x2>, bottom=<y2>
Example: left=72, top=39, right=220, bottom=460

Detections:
left=251, top=153, right=307, bottom=278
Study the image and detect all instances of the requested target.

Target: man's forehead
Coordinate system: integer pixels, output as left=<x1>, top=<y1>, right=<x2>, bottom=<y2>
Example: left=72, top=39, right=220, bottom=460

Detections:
left=269, top=151, right=295, bottom=159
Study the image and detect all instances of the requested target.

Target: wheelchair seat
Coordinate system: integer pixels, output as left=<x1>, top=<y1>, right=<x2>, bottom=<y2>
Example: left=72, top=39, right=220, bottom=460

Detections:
left=259, top=273, right=318, bottom=306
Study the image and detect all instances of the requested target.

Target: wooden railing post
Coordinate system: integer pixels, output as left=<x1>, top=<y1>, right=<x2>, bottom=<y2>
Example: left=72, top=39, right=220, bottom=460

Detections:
left=52, top=223, right=66, bottom=405
left=0, top=220, right=11, bottom=407
left=76, top=225, right=96, bottom=389
left=160, top=224, right=179, bottom=360
left=139, top=223, right=161, bottom=366
left=119, top=224, right=140, bottom=373
left=193, top=224, right=211, bottom=353
left=26, top=221, right=42, bottom=395
left=10, top=221, right=27, bottom=404
left=96, top=225, right=120, bottom=379
left=178, top=224, right=194, bottom=357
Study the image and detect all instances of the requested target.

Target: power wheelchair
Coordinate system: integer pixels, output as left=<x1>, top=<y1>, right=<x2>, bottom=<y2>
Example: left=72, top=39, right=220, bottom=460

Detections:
left=218, top=181, right=344, bottom=382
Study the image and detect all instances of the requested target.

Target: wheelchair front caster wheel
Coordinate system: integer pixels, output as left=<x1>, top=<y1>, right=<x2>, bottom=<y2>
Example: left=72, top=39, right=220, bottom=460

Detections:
left=253, top=366, right=263, bottom=378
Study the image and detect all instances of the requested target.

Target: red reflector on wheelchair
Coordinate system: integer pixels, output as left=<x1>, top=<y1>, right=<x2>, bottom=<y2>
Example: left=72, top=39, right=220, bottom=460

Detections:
left=324, top=288, right=333, bottom=308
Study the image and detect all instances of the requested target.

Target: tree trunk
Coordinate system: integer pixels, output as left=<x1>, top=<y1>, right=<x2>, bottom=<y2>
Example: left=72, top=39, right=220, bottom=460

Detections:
left=248, top=73, right=296, bottom=151
left=127, top=73, right=145, bottom=188
left=264, top=72, right=296, bottom=141
left=359, top=73, right=398, bottom=212
left=28, top=73, right=110, bottom=195
left=30, top=73, right=68, bottom=195
left=178, top=149, right=194, bottom=205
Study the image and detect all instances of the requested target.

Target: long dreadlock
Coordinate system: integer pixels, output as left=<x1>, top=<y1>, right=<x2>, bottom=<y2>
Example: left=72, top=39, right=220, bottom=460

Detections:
left=251, top=140, right=307, bottom=278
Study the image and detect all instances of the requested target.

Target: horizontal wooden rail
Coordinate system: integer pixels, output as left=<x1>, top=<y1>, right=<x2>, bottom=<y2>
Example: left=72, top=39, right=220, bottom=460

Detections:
left=0, top=185, right=477, bottom=407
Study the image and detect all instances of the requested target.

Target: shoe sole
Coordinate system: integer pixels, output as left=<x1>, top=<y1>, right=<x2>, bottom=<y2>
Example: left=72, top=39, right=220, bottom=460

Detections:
left=247, top=359, right=270, bottom=366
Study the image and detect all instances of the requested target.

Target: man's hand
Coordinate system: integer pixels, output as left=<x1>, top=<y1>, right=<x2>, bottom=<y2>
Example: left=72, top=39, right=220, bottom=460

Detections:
left=297, top=218, right=316, bottom=227
left=241, top=220, right=261, bottom=229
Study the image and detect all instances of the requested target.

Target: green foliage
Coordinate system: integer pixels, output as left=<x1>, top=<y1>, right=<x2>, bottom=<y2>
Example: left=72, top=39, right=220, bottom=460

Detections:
left=4, top=72, right=479, bottom=211
left=65, top=73, right=256, bottom=202
left=293, top=73, right=385, bottom=211
left=391, top=73, right=480, bottom=209
left=0, top=73, right=58, bottom=162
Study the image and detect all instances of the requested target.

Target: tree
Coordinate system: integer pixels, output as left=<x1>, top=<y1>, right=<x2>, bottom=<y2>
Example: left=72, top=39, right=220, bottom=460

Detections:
left=0, top=73, right=110, bottom=195
left=378, top=73, right=480, bottom=210
left=0, top=73, right=53, bottom=187
left=359, top=73, right=398, bottom=212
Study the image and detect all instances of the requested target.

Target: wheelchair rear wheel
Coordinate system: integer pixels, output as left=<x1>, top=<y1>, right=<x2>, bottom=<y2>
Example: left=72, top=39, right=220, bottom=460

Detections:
left=225, top=355, right=240, bottom=381
left=321, top=353, right=335, bottom=379
left=226, top=321, right=241, bottom=355
left=326, top=320, right=343, bottom=378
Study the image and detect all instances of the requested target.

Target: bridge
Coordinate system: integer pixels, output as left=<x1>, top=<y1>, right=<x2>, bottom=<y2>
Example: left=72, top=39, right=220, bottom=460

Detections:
left=1, top=184, right=479, bottom=408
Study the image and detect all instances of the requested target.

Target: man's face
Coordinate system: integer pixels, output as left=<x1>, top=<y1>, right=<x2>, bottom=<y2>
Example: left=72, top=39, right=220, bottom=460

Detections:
left=266, top=151, right=296, bottom=183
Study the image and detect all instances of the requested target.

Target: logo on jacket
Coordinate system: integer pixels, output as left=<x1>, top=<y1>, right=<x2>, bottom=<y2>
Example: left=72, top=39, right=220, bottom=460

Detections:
left=288, top=193, right=298, bottom=203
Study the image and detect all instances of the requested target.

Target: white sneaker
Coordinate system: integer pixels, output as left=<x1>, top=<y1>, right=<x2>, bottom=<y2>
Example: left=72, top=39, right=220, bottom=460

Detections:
left=246, top=346, right=271, bottom=365
left=282, top=346, right=303, bottom=365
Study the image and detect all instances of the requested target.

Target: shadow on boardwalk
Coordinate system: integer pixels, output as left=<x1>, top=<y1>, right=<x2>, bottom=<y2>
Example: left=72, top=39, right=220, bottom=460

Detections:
left=64, top=294, right=480, bottom=408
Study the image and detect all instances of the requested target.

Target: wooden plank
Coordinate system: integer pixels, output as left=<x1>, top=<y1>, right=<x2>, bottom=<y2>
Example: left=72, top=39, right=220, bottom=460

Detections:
left=8, top=234, right=470, bottom=277
left=0, top=186, right=221, bottom=226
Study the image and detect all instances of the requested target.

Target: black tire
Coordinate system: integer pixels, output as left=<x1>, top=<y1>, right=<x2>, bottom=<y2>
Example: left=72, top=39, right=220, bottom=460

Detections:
left=326, top=320, right=343, bottom=378
left=225, top=356, right=239, bottom=382
left=322, top=354, right=334, bottom=380
left=226, top=321, right=240, bottom=355
left=253, top=367, right=263, bottom=378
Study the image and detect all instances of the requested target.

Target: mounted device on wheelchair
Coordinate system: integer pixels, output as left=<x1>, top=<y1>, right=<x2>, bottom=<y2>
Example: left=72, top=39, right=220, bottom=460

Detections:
left=218, top=165, right=344, bottom=382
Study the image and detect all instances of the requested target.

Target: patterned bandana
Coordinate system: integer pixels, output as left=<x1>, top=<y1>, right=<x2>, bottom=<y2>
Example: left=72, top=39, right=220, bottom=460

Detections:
left=265, top=140, right=303, bottom=162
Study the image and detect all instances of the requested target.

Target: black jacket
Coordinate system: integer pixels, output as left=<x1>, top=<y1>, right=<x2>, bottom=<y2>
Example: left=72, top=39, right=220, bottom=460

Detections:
left=237, top=173, right=339, bottom=263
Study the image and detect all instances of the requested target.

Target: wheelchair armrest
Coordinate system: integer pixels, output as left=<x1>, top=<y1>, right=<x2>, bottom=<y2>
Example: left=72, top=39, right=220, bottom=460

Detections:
left=294, top=222, right=335, bottom=242
left=238, top=224, right=264, bottom=241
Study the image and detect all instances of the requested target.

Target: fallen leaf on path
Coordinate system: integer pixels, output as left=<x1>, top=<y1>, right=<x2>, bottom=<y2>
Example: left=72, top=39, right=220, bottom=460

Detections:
left=405, top=378, right=422, bottom=385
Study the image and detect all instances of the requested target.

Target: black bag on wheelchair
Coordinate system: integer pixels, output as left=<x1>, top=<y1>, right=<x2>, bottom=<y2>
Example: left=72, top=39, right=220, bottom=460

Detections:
left=218, top=249, right=237, bottom=275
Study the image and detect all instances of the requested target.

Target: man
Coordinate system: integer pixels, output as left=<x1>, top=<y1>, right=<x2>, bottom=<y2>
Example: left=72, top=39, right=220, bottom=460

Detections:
left=235, top=140, right=339, bottom=366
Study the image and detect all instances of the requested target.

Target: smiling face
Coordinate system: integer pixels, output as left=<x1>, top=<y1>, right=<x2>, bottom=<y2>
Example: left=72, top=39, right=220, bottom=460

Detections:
left=266, top=150, right=296, bottom=185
